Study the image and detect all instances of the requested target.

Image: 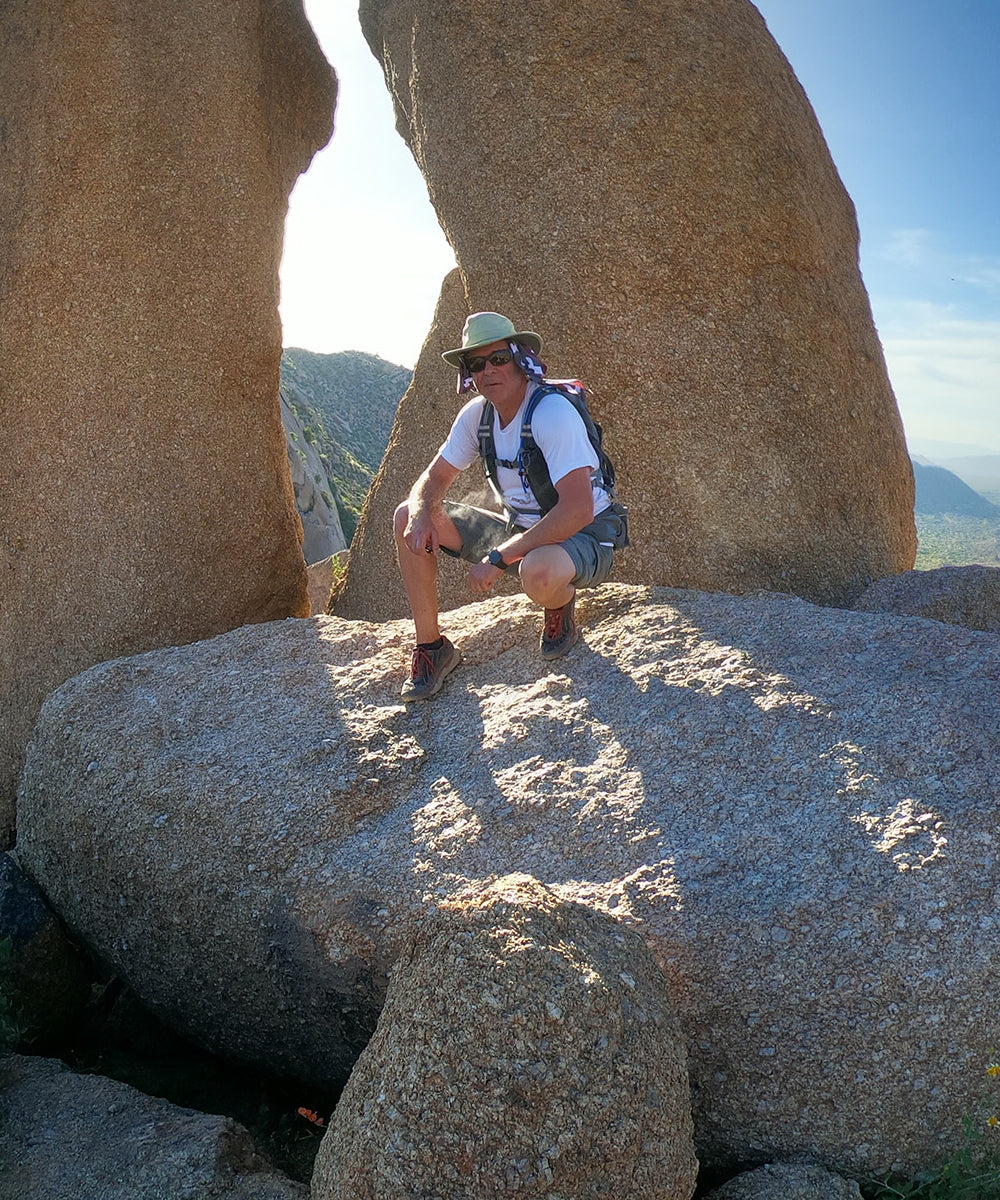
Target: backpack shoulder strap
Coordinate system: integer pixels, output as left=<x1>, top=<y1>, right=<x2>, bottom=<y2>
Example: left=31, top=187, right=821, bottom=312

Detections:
left=477, top=400, right=501, bottom=496
left=521, top=382, right=563, bottom=446
left=521, top=381, right=616, bottom=498
left=514, top=383, right=567, bottom=515
left=477, top=398, right=495, bottom=447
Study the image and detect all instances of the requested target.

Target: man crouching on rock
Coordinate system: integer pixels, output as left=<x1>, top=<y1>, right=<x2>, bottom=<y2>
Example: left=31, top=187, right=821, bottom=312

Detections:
left=394, top=311, right=628, bottom=701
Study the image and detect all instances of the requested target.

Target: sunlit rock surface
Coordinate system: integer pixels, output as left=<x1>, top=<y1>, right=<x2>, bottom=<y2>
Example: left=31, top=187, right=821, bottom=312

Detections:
left=17, top=584, right=997, bottom=1176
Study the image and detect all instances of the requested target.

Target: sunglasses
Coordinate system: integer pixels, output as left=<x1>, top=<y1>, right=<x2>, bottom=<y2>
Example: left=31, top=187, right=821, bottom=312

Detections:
left=465, top=348, right=515, bottom=373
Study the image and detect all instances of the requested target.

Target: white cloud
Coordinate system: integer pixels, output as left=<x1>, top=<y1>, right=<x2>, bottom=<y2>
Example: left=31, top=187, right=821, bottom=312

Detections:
left=869, top=229, right=1000, bottom=449
left=874, top=299, right=1000, bottom=451
left=884, top=228, right=933, bottom=267
left=876, top=229, right=1000, bottom=298
left=953, top=260, right=1000, bottom=292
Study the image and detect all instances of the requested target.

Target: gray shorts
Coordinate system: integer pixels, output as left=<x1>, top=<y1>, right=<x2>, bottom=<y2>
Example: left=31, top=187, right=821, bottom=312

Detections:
left=441, top=501, right=628, bottom=590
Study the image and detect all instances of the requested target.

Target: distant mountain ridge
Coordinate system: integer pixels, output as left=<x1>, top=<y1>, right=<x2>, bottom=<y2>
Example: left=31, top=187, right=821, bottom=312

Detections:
left=910, top=458, right=1000, bottom=569
left=911, top=460, right=1000, bottom=518
left=907, top=437, right=1000, bottom=505
left=280, top=349, right=412, bottom=541
left=922, top=455, right=1000, bottom=503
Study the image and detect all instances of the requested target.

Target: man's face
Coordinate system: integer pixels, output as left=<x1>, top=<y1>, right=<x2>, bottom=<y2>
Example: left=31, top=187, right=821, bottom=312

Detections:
left=467, top=340, right=528, bottom=412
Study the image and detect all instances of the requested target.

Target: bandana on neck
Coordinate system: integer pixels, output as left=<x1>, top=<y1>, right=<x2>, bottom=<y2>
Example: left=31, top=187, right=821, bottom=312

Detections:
left=509, top=341, right=547, bottom=382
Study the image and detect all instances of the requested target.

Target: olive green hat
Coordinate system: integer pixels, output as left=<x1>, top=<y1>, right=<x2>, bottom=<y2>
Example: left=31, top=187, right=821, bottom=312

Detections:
left=441, top=311, right=543, bottom=370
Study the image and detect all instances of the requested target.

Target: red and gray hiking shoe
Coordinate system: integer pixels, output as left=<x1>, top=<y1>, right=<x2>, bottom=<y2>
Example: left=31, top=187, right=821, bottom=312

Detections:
left=400, top=636, right=461, bottom=700
left=540, top=595, right=578, bottom=660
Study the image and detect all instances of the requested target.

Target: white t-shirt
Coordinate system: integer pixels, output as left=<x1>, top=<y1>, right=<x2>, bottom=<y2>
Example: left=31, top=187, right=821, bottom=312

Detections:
left=439, top=381, right=611, bottom=528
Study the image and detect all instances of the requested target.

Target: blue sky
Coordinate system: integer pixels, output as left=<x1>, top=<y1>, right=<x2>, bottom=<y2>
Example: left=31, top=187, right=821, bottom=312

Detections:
left=280, top=1, right=1000, bottom=454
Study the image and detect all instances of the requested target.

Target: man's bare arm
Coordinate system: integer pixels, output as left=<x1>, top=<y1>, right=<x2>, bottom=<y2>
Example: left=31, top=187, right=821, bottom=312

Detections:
left=495, top=466, right=595, bottom=563
left=401, top=454, right=462, bottom=555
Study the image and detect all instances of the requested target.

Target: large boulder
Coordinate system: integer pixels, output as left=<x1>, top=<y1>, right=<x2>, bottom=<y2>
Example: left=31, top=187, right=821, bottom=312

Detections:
left=312, top=874, right=697, bottom=1200
left=15, top=584, right=1000, bottom=1178
left=0, top=1055, right=307, bottom=1200
left=854, top=564, right=1000, bottom=632
left=0, top=0, right=336, bottom=841
left=342, top=0, right=915, bottom=623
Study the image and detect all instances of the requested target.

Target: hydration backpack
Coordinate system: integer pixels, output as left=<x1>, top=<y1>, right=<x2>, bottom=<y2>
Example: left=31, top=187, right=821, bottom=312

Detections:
left=477, top=380, right=617, bottom=519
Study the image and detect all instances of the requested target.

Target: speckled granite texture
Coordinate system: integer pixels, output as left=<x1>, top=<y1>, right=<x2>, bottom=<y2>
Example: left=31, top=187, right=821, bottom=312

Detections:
left=0, top=0, right=335, bottom=841
left=16, top=583, right=999, bottom=1177
left=854, top=564, right=1000, bottom=632
left=312, top=874, right=697, bottom=1199
left=0, top=1055, right=307, bottom=1200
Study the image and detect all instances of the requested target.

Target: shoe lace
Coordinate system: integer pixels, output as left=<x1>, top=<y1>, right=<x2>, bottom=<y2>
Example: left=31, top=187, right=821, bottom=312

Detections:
left=409, top=645, right=435, bottom=683
left=544, top=605, right=567, bottom=640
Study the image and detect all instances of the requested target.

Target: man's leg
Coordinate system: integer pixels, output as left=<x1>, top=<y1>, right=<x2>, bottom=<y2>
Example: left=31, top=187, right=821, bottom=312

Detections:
left=393, top=501, right=463, bottom=643
left=393, top=501, right=467, bottom=701
left=519, top=545, right=579, bottom=660
left=519, top=516, right=621, bottom=660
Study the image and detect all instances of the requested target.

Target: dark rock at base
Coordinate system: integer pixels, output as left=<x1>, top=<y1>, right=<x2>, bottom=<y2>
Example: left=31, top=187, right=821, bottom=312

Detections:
left=703, top=1161, right=862, bottom=1199
left=0, top=852, right=91, bottom=1049
left=0, top=1055, right=307, bottom=1200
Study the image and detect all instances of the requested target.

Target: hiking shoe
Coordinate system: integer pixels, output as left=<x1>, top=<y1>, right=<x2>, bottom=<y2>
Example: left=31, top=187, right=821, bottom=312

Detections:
left=400, top=637, right=461, bottom=700
left=540, top=596, right=578, bottom=660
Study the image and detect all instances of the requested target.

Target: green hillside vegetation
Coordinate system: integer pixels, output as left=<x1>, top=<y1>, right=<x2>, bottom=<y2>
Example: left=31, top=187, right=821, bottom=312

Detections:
left=915, top=514, right=1000, bottom=569
left=912, top=460, right=1000, bottom=569
left=281, top=349, right=411, bottom=541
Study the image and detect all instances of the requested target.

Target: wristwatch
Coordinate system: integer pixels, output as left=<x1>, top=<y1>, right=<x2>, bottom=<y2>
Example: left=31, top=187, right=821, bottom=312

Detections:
left=487, top=549, right=509, bottom=570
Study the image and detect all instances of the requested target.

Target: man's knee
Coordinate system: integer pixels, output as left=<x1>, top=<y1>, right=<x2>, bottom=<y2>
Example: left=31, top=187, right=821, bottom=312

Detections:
left=519, top=545, right=576, bottom=593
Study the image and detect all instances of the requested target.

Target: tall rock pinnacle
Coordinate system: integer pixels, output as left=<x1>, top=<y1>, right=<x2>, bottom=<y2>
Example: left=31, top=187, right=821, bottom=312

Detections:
left=346, top=0, right=915, bottom=620
left=0, top=0, right=336, bottom=839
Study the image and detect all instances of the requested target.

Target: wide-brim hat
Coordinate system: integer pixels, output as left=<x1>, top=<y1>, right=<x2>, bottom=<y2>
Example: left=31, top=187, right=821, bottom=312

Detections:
left=441, top=311, right=543, bottom=369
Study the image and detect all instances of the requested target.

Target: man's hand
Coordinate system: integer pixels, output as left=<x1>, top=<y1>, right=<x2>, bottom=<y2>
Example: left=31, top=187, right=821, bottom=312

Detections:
left=403, top=509, right=440, bottom=557
left=400, top=454, right=462, bottom=557
left=467, top=560, right=504, bottom=594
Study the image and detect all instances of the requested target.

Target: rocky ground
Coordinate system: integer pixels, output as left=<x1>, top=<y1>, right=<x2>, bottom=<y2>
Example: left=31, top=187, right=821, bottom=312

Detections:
left=8, top=577, right=1000, bottom=1195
